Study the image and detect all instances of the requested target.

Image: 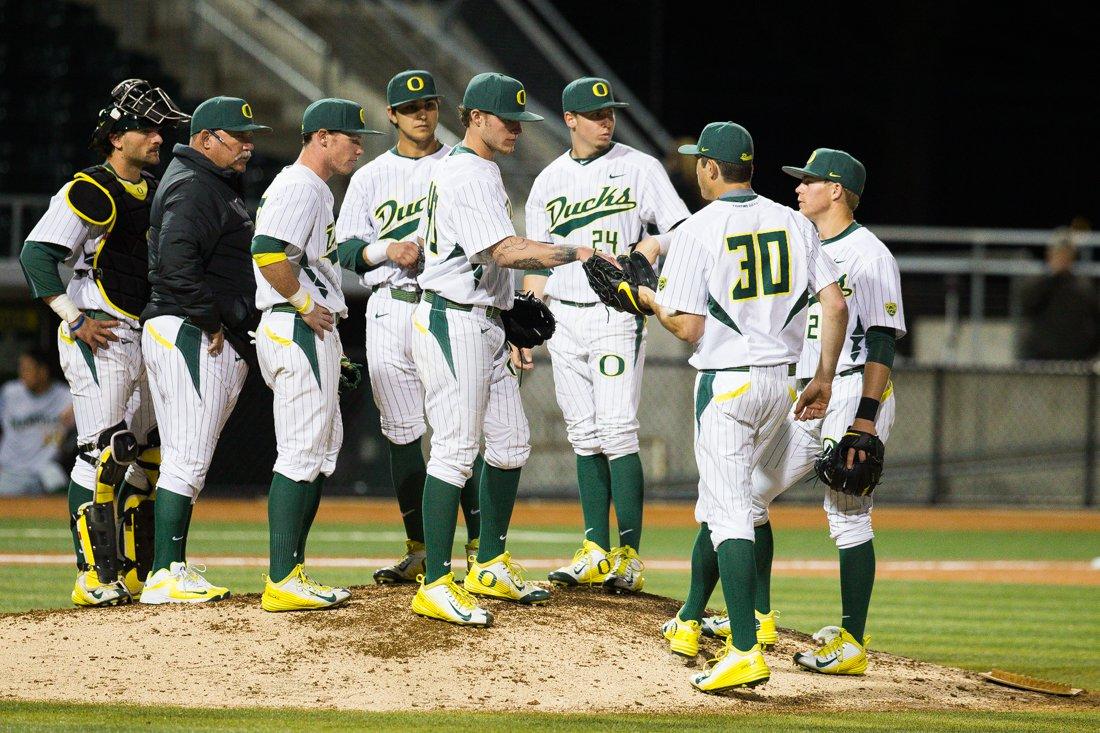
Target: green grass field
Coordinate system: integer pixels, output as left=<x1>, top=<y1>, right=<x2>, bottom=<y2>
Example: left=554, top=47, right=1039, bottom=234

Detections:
left=0, top=506, right=1097, bottom=731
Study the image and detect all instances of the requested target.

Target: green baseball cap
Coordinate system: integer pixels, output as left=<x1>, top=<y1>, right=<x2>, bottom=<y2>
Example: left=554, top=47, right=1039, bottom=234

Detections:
left=189, top=96, right=271, bottom=136
left=387, top=70, right=441, bottom=107
left=562, top=77, right=629, bottom=113
left=678, top=122, right=754, bottom=165
left=462, top=72, right=543, bottom=121
left=302, top=98, right=384, bottom=135
left=782, top=148, right=866, bottom=196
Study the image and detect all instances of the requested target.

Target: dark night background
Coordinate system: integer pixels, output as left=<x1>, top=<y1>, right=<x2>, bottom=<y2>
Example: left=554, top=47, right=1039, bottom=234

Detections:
left=557, top=4, right=1096, bottom=229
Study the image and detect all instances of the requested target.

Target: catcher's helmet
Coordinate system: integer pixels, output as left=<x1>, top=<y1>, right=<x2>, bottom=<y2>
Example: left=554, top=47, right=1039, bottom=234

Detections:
left=89, top=79, right=191, bottom=150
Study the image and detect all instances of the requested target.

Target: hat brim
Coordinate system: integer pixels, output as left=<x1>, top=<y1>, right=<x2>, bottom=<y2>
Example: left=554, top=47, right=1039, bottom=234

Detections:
left=781, top=165, right=817, bottom=180
left=568, top=101, right=631, bottom=113
left=495, top=110, right=544, bottom=121
left=222, top=123, right=273, bottom=133
left=388, top=94, right=443, bottom=108
left=678, top=143, right=702, bottom=156
left=335, top=127, right=387, bottom=135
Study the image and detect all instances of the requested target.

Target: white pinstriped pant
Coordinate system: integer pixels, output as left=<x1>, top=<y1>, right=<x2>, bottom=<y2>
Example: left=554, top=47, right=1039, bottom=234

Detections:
left=257, top=309, right=343, bottom=482
left=693, top=365, right=795, bottom=548
left=57, top=320, right=156, bottom=490
left=365, top=290, right=425, bottom=445
left=752, top=371, right=896, bottom=549
left=141, top=315, right=247, bottom=499
left=411, top=298, right=529, bottom=488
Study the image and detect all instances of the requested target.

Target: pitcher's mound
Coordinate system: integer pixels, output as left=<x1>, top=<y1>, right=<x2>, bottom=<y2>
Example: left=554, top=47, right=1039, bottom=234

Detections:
left=0, top=585, right=1089, bottom=713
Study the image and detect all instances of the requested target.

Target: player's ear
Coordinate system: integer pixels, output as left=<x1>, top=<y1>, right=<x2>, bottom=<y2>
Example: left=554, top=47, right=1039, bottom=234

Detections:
left=386, top=107, right=398, bottom=125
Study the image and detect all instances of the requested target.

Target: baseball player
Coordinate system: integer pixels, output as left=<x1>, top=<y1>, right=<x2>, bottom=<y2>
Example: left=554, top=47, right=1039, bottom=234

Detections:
left=521, top=77, right=689, bottom=593
left=251, top=98, right=380, bottom=611
left=0, top=348, right=73, bottom=494
left=139, top=96, right=269, bottom=604
left=336, top=70, right=481, bottom=585
left=635, top=123, right=847, bottom=692
left=18, top=80, right=188, bottom=606
left=409, top=72, right=614, bottom=627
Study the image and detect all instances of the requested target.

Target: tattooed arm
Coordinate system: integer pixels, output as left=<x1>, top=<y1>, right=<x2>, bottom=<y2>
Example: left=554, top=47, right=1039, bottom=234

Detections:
left=486, top=236, right=605, bottom=270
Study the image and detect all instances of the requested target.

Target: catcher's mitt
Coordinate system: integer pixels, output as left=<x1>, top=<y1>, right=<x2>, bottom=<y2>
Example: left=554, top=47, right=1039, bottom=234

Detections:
left=583, top=255, right=651, bottom=316
left=814, top=429, right=885, bottom=497
left=339, top=355, right=363, bottom=395
left=502, top=291, right=555, bottom=348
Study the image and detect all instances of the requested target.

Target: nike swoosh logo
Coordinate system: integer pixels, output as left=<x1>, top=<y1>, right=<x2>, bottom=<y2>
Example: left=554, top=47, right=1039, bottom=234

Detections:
left=89, top=588, right=105, bottom=599
left=447, top=599, right=472, bottom=621
left=609, top=173, right=625, bottom=179
left=620, top=528, right=635, bottom=535
left=443, top=561, right=451, bottom=567
left=699, top=147, right=709, bottom=152
left=498, top=534, right=507, bottom=541
left=828, top=172, right=842, bottom=178
left=310, top=590, right=338, bottom=603
left=815, top=654, right=840, bottom=668
left=470, top=509, right=480, bottom=515
left=172, top=535, right=184, bottom=541
left=401, top=509, right=415, bottom=517
left=375, top=313, right=387, bottom=318
left=480, top=327, right=491, bottom=334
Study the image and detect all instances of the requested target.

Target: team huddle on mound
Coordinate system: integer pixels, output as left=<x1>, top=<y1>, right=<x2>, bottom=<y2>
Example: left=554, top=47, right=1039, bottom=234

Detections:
left=20, top=69, right=904, bottom=695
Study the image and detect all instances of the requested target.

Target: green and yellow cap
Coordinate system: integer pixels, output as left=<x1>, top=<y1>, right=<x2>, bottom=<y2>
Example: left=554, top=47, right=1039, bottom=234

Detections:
left=562, top=76, right=629, bottom=114
left=462, top=72, right=543, bottom=121
left=190, top=96, right=271, bottom=136
left=387, top=70, right=441, bottom=107
left=781, top=148, right=866, bottom=196
left=677, top=122, right=754, bottom=164
left=302, top=98, right=384, bottom=135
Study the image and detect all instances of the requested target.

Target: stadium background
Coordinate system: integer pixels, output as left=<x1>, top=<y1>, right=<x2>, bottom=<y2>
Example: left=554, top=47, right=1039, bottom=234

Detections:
left=0, top=0, right=1097, bottom=508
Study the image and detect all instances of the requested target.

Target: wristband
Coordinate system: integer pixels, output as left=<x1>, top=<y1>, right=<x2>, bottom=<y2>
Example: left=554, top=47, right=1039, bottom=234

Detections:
left=288, top=288, right=314, bottom=315
left=48, top=294, right=81, bottom=323
left=366, top=239, right=390, bottom=266
left=855, top=396, right=880, bottom=422
left=68, top=314, right=87, bottom=334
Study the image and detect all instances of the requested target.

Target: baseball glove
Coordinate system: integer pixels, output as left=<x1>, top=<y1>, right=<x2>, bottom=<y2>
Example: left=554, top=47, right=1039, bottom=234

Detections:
left=339, top=355, right=363, bottom=395
left=502, top=291, right=555, bottom=348
left=583, top=255, right=651, bottom=316
left=814, top=429, right=885, bottom=497
left=620, top=250, right=659, bottom=291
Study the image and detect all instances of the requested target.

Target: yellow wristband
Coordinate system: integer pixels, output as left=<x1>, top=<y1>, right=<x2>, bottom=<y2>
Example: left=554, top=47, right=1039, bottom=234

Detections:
left=287, top=288, right=314, bottom=315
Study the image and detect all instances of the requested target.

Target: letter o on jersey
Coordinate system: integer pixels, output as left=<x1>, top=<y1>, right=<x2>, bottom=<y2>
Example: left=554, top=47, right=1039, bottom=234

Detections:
left=599, top=354, right=625, bottom=377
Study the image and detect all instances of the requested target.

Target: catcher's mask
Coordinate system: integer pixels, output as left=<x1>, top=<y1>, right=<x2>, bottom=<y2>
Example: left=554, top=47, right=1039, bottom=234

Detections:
left=89, top=79, right=191, bottom=150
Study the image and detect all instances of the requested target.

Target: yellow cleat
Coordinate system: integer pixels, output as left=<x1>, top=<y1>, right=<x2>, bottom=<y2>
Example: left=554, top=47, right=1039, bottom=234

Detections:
left=411, top=572, right=492, bottom=627
left=691, top=639, right=770, bottom=692
left=138, top=562, right=230, bottom=604
left=603, top=545, right=645, bottom=594
left=661, top=615, right=702, bottom=657
left=464, top=538, right=480, bottom=578
left=793, top=626, right=869, bottom=675
left=71, top=570, right=131, bottom=607
left=261, top=564, right=351, bottom=612
left=701, top=609, right=780, bottom=647
left=373, top=539, right=426, bottom=584
left=548, top=539, right=612, bottom=587
left=465, top=551, right=551, bottom=605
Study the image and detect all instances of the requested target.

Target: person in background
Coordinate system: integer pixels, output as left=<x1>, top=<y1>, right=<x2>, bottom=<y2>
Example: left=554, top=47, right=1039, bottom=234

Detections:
left=0, top=348, right=74, bottom=494
left=1018, top=228, right=1100, bottom=361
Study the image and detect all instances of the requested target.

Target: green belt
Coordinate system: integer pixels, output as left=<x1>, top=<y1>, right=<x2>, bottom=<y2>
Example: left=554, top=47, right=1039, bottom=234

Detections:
left=701, top=364, right=797, bottom=376
left=371, top=285, right=421, bottom=303
left=272, top=303, right=341, bottom=325
left=424, top=290, right=501, bottom=320
left=557, top=299, right=599, bottom=308
left=797, top=365, right=865, bottom=390
left=86, top=309, right=116, bottom=321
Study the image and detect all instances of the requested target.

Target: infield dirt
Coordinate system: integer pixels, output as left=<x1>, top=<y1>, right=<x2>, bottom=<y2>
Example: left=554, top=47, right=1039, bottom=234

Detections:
left=0, top=585, right=1094, bottom=714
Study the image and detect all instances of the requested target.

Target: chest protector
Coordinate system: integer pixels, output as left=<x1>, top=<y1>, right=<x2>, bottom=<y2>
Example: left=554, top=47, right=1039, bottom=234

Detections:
left=66, top=165, right=158, bottom=319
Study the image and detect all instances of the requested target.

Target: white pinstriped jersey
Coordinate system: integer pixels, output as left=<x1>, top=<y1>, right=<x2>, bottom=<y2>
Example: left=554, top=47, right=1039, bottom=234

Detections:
left=416, top=146, right=516, bottom=309
left=253, top=163, right=347, bottom=317
left=0, top=380, right=70, bottom=471
left=795, top=223, right=907, bottom=378
left=336, top=144, right=451, bottom=290
left=526, top=143, right=689, bottom=302
left=655, top=192, right=840, bottom=370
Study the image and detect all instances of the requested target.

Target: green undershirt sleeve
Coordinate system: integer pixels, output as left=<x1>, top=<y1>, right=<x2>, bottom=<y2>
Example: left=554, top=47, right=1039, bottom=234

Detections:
left=19, top=241, right=70, bottom=299
left=527, top=268, right=551, bottom=277
left=865, top=326, right=897, bottom=368
left=251, top=234, right=290, bottom=255
left=336, top=237, right=376, bottom=275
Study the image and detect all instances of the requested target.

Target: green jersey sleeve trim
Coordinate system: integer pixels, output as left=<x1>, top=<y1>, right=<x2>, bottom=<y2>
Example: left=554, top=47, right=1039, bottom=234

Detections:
left=526, top=268, right=552, bottom=277
left=865, top=326, right=896, bottom=368
left=19, top=240, right=70, bottom=298
left=337, top=237, right=378, bottom=274
left=251, top=234, right=290, bottom=255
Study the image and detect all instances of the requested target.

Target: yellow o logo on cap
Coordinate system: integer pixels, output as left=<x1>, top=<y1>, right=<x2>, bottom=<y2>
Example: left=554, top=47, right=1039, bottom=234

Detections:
left=806, top=150, right=818, bottom=166
left=406, top=76, right=425, bottom=92
left=359, top=108, right=366, bottom=124
left=516, top=89, right=526, bottom=105
left=241, top=103, right=253, bottom=119
left=592, top=82, right=609, bottom=97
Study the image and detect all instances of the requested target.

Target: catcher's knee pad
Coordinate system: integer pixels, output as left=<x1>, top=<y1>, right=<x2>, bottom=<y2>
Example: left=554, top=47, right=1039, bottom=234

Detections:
left=119, top=486, right=155, bottom=591
left=75, top=422, right=140, bottom=581
left=136, top=427, right=161, bottom=488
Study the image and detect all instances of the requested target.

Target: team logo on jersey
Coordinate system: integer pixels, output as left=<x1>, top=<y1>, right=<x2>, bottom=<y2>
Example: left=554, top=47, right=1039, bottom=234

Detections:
left=546, top=186, right=637, bottom=236
left=885, top=301, right=898, bottom=316
left=324, top=222, right=337, bottom=262
left=375, top=197, right=427, bottom=241
left=657, top=275, right=667, bottom=291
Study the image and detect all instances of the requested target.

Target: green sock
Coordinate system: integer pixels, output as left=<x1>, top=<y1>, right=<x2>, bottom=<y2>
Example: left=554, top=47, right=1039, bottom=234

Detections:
left=179, top=500, right=194, bottom=563
left=388, top=438, right=426, bottom=542
left=476, top=463, right=521, bottom=562
left=717, top=538, right=758, bottom=651
left=66, top=480, right=92, bottom=569
left=460, top=454, right=483, bottom=543
left=422, top=474, right=462, bottom=582
left=609, top=452, right=644, bottom=551
left=297, top=475, right=323, bottom=563
left=839, top=540, right=876, bottom=640
left=576, top=453, right=611, bottom=549
left=754, top=522, right=774, bottom=613
left=268, top=472, right=308, bottom=580
left=679, top=523, right=719, bottom=622
left=152, top=489, right=192, bottom=573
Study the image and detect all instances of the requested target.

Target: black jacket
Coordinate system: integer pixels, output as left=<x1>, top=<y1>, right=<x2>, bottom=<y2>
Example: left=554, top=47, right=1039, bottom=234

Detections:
left=143, top=144, right=258, bottom=360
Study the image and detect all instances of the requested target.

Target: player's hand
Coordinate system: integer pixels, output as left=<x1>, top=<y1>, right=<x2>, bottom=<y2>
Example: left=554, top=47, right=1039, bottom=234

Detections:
left=636, top=285, right=657, bottom=312
left=303, top=304, right=335, bottom=340
left=509, top=344, right=534, bottom=371
left=846, top=418, right=878, bottom=468
left=207, top=328, right=225, bottom=356
left=386, top=241, right=422, bottom=269
left=793, top=377, right=831, bottom=421
left=576, top=247, right=621, bottom=268
left=72, top=315, right=120, bottom=354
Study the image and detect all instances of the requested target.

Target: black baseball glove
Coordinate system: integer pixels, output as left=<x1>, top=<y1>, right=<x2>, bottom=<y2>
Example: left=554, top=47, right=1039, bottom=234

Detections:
left=339, top=355, right=363, bottom=395
left=502, top=291, right=556, bottom=348
left=583, top=256, right=651, bottom=316
left=814, top=429, right=885, bottom=497
left=619, top=250, right=659, bottom=291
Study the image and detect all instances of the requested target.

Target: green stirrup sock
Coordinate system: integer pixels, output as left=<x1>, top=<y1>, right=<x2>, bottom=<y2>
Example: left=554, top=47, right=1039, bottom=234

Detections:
left=422, top=474, right=462, bottom=583
left=717, top=538, right=758, bottom=651
left=460, top=454, right=483, bottom=543
left=754, top=521, right=774, bottom=613
left=388, top=438, right=426, bottom=542
left=609, top=452, right=644, bottom=551
left=297, top=475, right=323, bottom=563
left=268, top=472, right=308, bottom=580
left=679, top=523, right=719, bottom=622
left=476, top=463, right=521, bottom=562
left=152, top=489, right=192, bottom=573
left=179, top=500, right=194, bottom=563
left=67, top=480, right=92, bottom=569
left=576, top=453, right=611, bottom=549
left=839, top=539, right=876, bottom=641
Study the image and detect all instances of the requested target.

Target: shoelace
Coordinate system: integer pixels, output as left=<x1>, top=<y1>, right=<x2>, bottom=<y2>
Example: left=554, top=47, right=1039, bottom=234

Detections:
left=445, top=578, right=480, bottom=611
left=181, top=563, right=212, bottom=590
left=703, top=638, right=734, bottom=670
left=815, top=632, right=848, bottom=659
left=500, top=555, right=529, bottom=587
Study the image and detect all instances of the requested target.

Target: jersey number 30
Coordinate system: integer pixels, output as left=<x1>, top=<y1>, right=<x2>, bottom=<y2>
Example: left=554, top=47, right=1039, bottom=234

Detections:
left=726, top=229, right=791, bottom=301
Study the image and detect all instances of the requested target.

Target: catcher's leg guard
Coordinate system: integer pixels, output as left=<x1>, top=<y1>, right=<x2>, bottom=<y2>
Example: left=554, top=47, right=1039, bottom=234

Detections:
left=119, top=485, right=155, bottom=593
left=75, top=423, right=139, bottom=582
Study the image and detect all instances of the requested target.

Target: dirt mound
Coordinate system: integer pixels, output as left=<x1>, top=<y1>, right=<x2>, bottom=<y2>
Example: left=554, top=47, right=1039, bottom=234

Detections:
left=0, top=586, right=1092, bottom=713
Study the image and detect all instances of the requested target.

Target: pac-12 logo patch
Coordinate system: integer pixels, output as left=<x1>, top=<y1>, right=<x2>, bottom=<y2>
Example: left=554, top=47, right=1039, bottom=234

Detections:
left=657, top=276, right=668, bottom=291
left=885, top=301, right=897, bottom=316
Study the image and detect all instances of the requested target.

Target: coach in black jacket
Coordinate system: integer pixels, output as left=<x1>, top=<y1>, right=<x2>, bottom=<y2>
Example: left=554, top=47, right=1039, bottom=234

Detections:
left=137, top=97, right=270, bottom=605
